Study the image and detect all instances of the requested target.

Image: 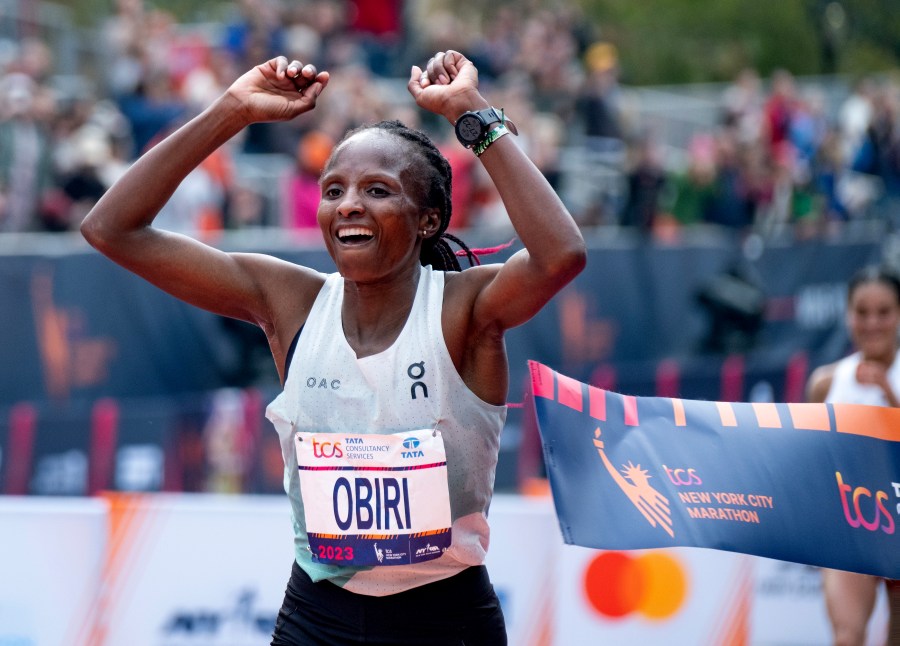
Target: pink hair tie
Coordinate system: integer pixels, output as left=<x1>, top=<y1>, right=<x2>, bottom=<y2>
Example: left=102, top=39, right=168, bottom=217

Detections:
left=455, top=238, right=517, bottom=265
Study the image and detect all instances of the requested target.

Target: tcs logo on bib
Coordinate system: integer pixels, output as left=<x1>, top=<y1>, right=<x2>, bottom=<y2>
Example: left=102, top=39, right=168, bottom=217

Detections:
left=312, top=439, right=343, bottom=458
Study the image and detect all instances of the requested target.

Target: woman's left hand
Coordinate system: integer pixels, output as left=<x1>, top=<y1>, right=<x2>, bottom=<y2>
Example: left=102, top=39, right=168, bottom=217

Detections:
left=407, top=50, right=485, bottom=124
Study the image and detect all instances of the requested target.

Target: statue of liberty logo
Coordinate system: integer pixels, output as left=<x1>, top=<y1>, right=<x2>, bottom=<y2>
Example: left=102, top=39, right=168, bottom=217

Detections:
left=593, top=427, right=674, bottom=538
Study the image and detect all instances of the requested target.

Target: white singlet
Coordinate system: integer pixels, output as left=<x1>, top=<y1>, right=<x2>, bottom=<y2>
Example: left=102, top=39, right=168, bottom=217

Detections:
left=266, top=264, right=507, bottom=596
left=825, top=351, right=900, bottom=406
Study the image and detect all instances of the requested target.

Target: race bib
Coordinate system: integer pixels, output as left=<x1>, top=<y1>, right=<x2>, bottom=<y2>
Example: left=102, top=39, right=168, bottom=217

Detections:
left=295, top=429, right=452, bottom=566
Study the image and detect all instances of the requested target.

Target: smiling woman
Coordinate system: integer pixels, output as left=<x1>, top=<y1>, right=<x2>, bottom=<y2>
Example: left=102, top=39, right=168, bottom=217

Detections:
left=806, top=264, right=900, bottom=646
left=80, top=49, right=585, bottom=645
left=322, top=120, right=479, bottom=273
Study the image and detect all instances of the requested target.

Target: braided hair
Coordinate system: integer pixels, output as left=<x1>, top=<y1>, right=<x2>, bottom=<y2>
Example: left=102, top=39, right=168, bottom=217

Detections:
left=327, top=120, right=479, bottom=271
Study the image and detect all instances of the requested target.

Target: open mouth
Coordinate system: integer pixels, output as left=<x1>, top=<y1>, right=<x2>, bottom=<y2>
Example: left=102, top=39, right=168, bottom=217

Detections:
left=337, top=226, right=374, bottom=245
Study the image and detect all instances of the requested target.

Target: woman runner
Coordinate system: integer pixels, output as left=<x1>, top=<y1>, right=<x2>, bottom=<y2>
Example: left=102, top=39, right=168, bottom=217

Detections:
left=806, top=265, right=900, bottom=646
left=81, top=49, right=586, bottom=645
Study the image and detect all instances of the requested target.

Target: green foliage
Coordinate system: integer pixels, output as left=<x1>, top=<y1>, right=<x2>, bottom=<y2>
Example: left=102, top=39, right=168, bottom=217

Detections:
left=68, top=0, right=232, bottom=26
left=578, top=0, right=898, bottom=83
left=582, top=0, right=821, bottom=84
left=843, top=0, right=900, bottom=60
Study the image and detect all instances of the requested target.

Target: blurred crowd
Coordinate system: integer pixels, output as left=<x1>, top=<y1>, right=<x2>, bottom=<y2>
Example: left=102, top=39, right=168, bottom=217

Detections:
left=1, top=0, right=899, bottom=239
left=629, top=68, right=900, bottom=241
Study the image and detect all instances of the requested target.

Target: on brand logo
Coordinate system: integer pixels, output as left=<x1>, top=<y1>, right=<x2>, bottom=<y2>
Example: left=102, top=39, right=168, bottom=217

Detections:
left=408, top=362, right=428, bottom=399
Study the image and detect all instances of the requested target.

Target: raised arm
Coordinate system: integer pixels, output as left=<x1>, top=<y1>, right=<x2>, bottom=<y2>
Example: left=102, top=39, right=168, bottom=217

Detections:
left=407, top=50, right=586, bottom=332
left=81, top=57, right=329, bottom=330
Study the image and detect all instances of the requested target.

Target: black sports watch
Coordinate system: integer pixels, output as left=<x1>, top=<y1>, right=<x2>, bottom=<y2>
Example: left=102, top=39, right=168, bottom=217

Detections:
left=454, top=107, right=518, bottom=148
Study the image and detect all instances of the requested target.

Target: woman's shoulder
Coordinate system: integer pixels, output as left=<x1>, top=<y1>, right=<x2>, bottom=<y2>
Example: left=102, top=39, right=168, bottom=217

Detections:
left=442, top=263, right=500, bottom=289
left=237, top=252, right=327, bottom=300
left=806, top=361, right=839, bottom=403
left=440, top=264, right=502, bottom=312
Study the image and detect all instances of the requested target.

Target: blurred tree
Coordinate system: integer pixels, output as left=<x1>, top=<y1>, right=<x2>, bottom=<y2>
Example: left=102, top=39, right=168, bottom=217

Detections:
left=579, top=0, right=900, bottom=83
left=832, top=0, right=900, bottom=70
left=69, top=0, right=233, bottom=25
left=580, top=0, right=821, bottom=84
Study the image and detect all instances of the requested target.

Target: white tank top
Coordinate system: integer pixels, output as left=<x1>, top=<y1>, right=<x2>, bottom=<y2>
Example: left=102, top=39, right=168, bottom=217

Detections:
left=265, top=265, right=507, bottom=596
left=825, top=351, right=900, bottom=406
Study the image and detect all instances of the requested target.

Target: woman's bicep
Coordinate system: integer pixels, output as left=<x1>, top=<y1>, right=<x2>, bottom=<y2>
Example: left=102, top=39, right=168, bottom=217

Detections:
left=85, top=225, right=292, bottom=324
left=471, top=248, right=582, bottom=332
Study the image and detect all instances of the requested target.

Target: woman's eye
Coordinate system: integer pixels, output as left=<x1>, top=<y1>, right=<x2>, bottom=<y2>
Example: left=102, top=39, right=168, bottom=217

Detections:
left=324, top=187, right=342, bottom=198
left=369, top=186, right=389, bottom=197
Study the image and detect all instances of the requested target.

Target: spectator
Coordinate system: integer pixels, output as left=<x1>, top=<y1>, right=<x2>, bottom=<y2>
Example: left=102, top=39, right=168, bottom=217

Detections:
left=762, top=69, right=798, bottom=153
left=852, top=82, right=900, bottom=201
left=813, top=125, right=852, bottom=228
left=49, top=127, right=114, bottom=231
left=117, top=67, right=186, bottom=158
left=664, top=134, right=719, bottom=227
left=346, top=0, right=404, bottom=76
left=0, top=73, right=55, bottom=232
left=838, top=76, right=875, bottom=164
left=789, top=89, right=828, bottom=180
left=577, top=41, right=623, bottom=142
left=722, top=67, right=764, bottom=145
left=620, top=133, right=666, bottom=234
left=285, top=129, right=334, bottom=229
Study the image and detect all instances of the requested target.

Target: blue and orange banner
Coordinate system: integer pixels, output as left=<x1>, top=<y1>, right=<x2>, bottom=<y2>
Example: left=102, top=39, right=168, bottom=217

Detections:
left=529, top=361, right=900, bottom=578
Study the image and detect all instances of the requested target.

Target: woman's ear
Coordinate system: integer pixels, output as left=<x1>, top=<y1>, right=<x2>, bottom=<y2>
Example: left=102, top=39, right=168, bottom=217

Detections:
left=419, top=209, right=442, bottom=239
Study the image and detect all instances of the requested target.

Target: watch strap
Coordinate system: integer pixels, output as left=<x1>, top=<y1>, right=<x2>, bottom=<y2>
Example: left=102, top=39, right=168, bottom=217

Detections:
left=477, top=107, right=518, bottom=136
left=473, top=124, right=511, bottom=157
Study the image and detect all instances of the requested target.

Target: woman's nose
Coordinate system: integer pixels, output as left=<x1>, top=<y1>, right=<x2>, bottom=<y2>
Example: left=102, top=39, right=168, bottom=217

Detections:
left=337, top=188, right=364, bottom=217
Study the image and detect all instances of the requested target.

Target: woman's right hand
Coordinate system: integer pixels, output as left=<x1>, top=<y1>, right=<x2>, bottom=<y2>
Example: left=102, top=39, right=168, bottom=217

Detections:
left=225, top=56, right=329, bottom=125
left=857, top=360, right=888, bottom=388
left=856, top=359, right=900, bottom=406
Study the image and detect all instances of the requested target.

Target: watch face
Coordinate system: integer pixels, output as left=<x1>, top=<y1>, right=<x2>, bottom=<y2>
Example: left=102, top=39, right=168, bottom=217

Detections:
left=456, top=114, right=484, bottom=144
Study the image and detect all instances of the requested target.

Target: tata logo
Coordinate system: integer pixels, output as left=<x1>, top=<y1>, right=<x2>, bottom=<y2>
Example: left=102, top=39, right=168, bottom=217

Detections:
left=312, top=439, right=343, bottom=458
left=662, top=465, right=703, bottom=486
left=401, top=438, right=423, bottom=458
left=401, top=438, right=425, bottom=458
left=835, top=472, right=895, bottom=534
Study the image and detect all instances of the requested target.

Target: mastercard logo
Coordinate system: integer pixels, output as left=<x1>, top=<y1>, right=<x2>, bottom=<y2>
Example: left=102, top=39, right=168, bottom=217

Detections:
left=583, top=551, right=688, bottom=620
